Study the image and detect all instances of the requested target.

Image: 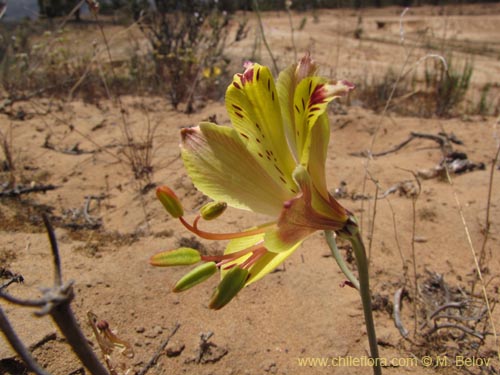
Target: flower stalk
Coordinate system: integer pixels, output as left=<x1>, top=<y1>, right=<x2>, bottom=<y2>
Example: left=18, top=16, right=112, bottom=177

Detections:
left=335, top=223, right=381, bottom=375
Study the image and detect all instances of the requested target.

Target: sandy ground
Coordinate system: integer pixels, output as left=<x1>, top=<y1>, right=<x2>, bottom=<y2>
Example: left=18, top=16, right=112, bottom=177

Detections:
left=1, top=4, right=500, bottom=375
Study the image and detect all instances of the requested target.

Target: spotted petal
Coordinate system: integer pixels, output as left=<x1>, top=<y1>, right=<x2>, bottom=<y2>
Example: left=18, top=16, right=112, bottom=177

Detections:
left=181, top=123, right=292, bottom=216
left=293, top=78, right=354, bottom=167
left=226, top=63, right=298, bottom=196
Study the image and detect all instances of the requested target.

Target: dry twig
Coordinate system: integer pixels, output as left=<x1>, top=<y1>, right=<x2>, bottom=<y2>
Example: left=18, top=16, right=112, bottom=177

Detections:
left=393, top=287, right=409, bottom=338
left=0, top=214, right=110, bottom=375
left=137, top=323, right=180, bottom=375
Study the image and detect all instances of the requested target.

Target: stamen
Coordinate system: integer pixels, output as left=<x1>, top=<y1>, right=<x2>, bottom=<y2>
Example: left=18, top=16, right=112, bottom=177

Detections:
left=201, top=242, right=264, bottom=263
left=179, top=216, right=273, bottom=241
left=240, top=247, right=267, bottom=269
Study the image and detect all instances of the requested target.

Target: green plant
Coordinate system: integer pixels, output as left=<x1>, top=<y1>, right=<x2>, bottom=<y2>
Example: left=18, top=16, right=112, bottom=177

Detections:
left=476, top=83, right=492, bottom=116
left=139, top=0, right=233, bottom=112
left=425, top=56, right=473, bottom=117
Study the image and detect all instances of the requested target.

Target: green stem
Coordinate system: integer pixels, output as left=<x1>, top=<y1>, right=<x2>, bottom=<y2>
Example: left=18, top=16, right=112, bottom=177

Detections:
left=349, top=231, right=381, bottom=375
left=324, top=230, right=359, bottom=291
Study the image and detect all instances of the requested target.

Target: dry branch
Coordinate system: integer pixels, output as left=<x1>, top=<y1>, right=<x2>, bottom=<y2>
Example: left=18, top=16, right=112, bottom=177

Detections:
left=393, top=287, right=409, bottom=338
left=137, top=323, right=180, bottom=375
left=0, top=184, right=59, bottom=198
left=0, top=214, right=110, bottom=375
left=351, top=131, right=463, bottom=158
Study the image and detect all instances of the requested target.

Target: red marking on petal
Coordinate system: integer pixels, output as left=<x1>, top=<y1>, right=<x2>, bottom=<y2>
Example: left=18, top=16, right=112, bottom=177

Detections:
left=242, top=68, right=254, bottom=85
left=232, top=104, right=243, bottom=111
left=235, top=112, right=244, bottom=119
left=309, top=83, right=326, bottom=106
left=233, top=81, right=241, bottom=89
left=341, top=80, right=356, bottom=90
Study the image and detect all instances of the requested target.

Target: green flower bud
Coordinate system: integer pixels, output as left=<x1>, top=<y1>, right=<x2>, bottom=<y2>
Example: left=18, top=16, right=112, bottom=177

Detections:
left=149, top=247, right=201, bottom=267
left=209, top=266, right=249, bottom=310
left=156, top=186, right=184, bottom=218
left=200, top=201, right=227, bottom=221
left=173, top=262, right=217, bottom=292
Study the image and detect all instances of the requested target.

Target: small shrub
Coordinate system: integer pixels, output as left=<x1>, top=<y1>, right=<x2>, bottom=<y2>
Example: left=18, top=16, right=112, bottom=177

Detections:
left=139, top=0, right=234, bottom=112
left=425, top=56, right=473, bottom=117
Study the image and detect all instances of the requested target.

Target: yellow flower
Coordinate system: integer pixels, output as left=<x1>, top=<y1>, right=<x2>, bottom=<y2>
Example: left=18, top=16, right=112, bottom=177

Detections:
left=152, top=54, right=354, bottom=309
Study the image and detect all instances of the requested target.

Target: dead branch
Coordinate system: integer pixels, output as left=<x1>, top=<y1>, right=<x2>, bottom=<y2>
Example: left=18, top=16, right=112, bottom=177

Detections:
left=351, top=131, right=463, bottom=158
left=393, top=287, right=409, bottom=338
left=429, top=301, right=467, bottom=320
left=0, top=275, right=24, bottom=291
left=0, top=307, right=51, bottom=375
left=137, top=323, right=180, bottom=375
left=0, top=184, right=59, bottom=198
left=424, top=323, right=485, bottom=341
left=0, top=214, right=110, bottom=375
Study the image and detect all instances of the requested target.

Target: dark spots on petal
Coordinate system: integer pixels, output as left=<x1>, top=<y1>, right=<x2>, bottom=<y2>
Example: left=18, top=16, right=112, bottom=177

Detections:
left=274, top=164, right=284, bottom=176
left=266, top=155, right=271, bottom=161
left=255, top=123, right=261, bottom=131
left=256, top=138, right=261, bottom=143
left=309, top=106, right=320, bottom=112
left=267, top=78, right=270, bottom=91
left=296, top=130, right=300, bottom=136
left=235, top=112, right=244, bottom=119
left=295, top=104, right=300, bottom=114
left=256, top=68, right=260, bottom=81
left=307, top=113, right=314, bottom=119
left=233, top=81, right=241, bottom=89
left=302, top=98, right=305, bottom=111
left=232, top=104, right=243, bottom=111
left=280, top=176, right=287, bottom=184
left=258, top=152, right=264, bottom=158
left=290, top=188, right=297, bottom=194
left=240, top=132, right=249, bottom=140
left=308, top=80, right=312, bottom=95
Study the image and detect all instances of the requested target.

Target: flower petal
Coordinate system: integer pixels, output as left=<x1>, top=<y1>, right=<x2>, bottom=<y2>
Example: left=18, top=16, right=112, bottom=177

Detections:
left=181, top=123, right=292, bottom=216
left=264, top=166, right=348, bottom=253
left=307, top=113, right=330, bottom=200
left=221, top=232, right=300, bottom=285
left=293, top=78, right=354, bottom=167
left=276, top=54, right=318, bottom=161
left=226, top=63, right=298, bottom=196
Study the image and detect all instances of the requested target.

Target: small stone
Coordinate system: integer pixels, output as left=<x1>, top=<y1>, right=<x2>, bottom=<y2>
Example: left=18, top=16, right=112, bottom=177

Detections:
left=166, top=342, right=185, bottom=357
